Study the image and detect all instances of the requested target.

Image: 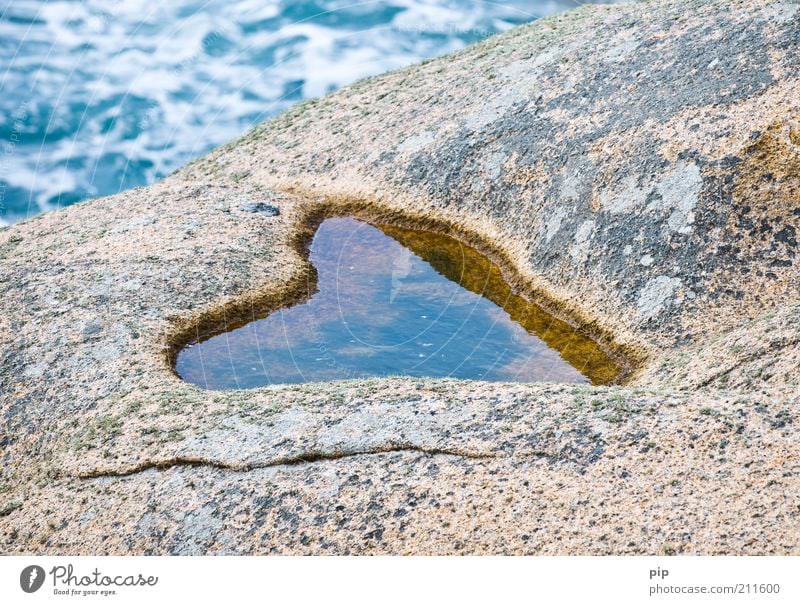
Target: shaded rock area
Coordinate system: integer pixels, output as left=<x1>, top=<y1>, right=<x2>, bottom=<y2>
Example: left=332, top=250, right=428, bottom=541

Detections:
left=1, top=0, right=798, bottom=554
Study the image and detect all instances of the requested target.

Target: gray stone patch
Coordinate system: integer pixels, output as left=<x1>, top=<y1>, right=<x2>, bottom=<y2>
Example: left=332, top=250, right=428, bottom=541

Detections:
left=637, top=275, right=682, bottom=318
left=762, top=1, right=800, bottom=23
left=605, top=34, right=640, bottom=63
left=108, top=215, right=156, bottom=235
left=560, top=175, right=580, bottom=202
left=600, top=174, right=650, bottom=214
left=177, top=411, right=321, bottom=464
left=498, top=48, right=560, bottom=81
left=23, top=362, right=47, bottom=379
left=482, top=150, right=507, bottom=181
left=463, top=54, right=561, bottom=132
left=651, top=162, right=703, bottom=234
left=397, top=130, right=436, bottom=154
left=569, top=220, right=595, bottom=264
left=120, top=279, right=142, bottom=292
left=241, top=202, right=280, bottom=216
left=172, top=504, right=223, bottom=555
left=182, top=218, right=201, bottom=234
left=543, top=207, right=568, bottom=243
left=82, top=321, right=103, bottom=336
left=558, top=156, right=593, bottom=202
left=90, top=343, right=122, bottom=363
left=464, top=90, right=526, bottom=132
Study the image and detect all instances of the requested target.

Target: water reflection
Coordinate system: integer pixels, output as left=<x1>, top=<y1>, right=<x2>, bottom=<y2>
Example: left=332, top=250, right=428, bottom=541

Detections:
left=176, top=217, right=621, bottom=389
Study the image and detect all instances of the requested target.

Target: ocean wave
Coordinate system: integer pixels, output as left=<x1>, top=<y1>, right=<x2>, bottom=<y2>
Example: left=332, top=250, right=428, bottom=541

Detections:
left=0, top=0, right=614, bottom=223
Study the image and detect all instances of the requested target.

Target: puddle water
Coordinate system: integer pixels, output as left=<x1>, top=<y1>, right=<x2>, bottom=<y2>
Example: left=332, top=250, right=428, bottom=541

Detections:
left=176, top=217, right=622, bottom=389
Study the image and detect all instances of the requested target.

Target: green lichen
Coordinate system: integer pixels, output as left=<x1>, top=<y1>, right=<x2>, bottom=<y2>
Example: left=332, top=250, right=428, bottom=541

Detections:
left=0, top=499, right=22, bottom=517
left=0, top=234, right=23, bottom=260
left=70, top=414, right=123, bottom=451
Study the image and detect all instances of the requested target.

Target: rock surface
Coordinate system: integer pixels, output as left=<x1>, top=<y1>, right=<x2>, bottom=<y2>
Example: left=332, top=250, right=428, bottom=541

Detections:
left=1, top=0, right=798, bottom=554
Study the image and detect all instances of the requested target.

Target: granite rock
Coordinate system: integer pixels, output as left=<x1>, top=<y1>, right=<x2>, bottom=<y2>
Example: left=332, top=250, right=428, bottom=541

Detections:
left=1, top=0, right=798, bottom=554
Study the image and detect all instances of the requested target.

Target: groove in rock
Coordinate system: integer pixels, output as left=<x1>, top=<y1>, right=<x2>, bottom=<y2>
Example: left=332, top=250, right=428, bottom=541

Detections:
left=74, top=445, right=501, bottom=479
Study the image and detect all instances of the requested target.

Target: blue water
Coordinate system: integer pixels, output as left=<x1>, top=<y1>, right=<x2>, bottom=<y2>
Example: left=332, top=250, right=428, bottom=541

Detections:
left=176, top=217, right=599, bottom=388
left=0, top=1, right=614, bottom=225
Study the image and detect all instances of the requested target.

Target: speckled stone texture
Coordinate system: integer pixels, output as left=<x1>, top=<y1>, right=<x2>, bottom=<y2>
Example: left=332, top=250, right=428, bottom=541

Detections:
left=1, top=0, right=798, bottom=554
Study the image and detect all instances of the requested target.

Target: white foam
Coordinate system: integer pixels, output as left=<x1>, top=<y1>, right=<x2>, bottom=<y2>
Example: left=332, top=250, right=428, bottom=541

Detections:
left=0, top=0, right=622, bottom=224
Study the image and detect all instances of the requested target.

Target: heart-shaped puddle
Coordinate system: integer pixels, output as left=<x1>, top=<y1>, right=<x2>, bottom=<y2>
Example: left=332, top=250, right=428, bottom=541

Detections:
left=176, top=217, right=621, bottom=388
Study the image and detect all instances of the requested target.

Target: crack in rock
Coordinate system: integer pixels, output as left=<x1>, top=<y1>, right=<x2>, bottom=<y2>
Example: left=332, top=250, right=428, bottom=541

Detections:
left=74, top=445, right=500, bottom=479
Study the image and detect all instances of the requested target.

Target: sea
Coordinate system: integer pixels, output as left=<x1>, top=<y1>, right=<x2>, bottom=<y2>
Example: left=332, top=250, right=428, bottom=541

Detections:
left=0, top=0, right=617, bottom=225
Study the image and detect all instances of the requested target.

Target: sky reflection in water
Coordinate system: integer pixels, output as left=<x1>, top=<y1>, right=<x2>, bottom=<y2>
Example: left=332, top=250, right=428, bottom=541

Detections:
left=176, top=217, right=620, bottom=389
